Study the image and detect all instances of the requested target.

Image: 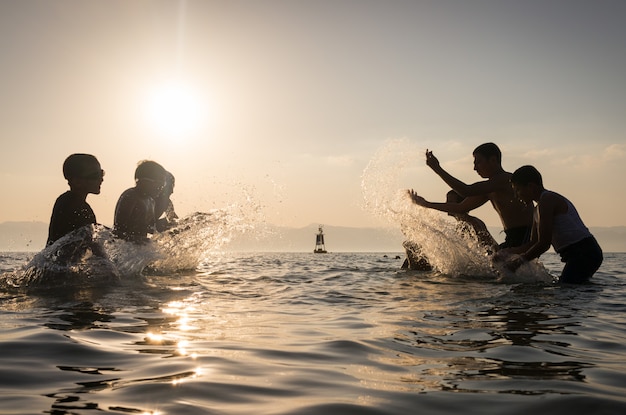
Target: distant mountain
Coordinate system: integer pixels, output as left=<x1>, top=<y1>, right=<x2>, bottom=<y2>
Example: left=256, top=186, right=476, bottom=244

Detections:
left=223, top=224, right=626, bottom=253
left=0, top=221, right=408, bottom=253
left=587, top=226, right=626, bottom=253
left=2, top=221, right=625, bottom=253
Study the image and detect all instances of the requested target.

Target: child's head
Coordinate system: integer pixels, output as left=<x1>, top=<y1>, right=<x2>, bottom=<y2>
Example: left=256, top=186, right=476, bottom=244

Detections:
left=162, top=171, right=175, bottom=197
left=511, top=165, right=543, bottom=187
left=446, top=190, right=464, bottom=204
left=135, top=160, right=165, bottom=181
left=62, top=154, right=104, bottom=194
left=135, top=160, right=166, bottom=196
left=472, top=143, right=502, bottom=178
left=473, top=143, right=502, bottom=163
left=511, top=165, right=543, bottom=204
left=446, top=190, right=469, bottom=218
left=63, top=154, right=101, bottom=179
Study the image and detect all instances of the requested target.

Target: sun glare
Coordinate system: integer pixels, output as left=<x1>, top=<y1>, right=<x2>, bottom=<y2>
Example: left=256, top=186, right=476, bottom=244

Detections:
left=144, top=82, right=209, bottom=137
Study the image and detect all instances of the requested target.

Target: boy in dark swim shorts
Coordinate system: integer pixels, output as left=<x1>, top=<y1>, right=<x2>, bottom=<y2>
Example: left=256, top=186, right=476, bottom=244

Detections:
left=499, top=226, right=531, bottom=249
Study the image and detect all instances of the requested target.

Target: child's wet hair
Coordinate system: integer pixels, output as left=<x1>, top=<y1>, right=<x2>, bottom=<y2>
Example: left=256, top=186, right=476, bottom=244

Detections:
left=62, top=154, right=100, bottom=180
left=511, top=165, right=543, bottom=186
left=135, top=160, right=166, bottom=181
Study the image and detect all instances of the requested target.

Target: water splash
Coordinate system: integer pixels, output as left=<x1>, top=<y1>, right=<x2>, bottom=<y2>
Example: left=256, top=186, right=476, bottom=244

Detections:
left=150, top=206, right=257, bottom=272
left=362, top=139, right=553, bottom=283
left=1, top=225, right=113, bottom=291
left=1, top=201, right=261, bottom=290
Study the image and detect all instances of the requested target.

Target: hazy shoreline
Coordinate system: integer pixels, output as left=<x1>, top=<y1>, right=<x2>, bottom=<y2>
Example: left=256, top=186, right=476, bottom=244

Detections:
left=2, top=221, right=625, bottom=253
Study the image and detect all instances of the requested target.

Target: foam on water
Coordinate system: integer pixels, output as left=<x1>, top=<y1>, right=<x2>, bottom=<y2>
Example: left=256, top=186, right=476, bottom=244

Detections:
left=0, top=225, right=159, bottom=291
left=0, top=204, right=260, bottom=290
left=362, top=139, right=554, bottom=283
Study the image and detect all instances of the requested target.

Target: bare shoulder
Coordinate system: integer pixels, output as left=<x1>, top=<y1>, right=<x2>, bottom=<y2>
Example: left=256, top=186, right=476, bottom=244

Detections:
left=486, top=171, right=514, bottom=192
left=489, top=171, right=512, bottom=183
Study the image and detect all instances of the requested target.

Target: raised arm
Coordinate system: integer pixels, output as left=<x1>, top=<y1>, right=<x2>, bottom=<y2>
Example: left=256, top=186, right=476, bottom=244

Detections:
left=408, top=189, right=488, bottom=214
left=425, top=150, right=471, bottom=194
left=426, top=150, right=507, bottom=197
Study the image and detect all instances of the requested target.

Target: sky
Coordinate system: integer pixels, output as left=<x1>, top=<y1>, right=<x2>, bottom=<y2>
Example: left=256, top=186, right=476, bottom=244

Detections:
left=1, top=0, right=625, bottom=232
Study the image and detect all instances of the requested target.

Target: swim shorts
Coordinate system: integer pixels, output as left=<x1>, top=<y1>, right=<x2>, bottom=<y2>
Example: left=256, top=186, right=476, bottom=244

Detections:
left=558, top=236, right=603, bottom=284
left=498, top=226, right=532, bottom=249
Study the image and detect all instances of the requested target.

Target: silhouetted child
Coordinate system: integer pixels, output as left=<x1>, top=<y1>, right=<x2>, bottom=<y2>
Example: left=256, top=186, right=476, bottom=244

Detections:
left=114, top=160, right=166, bottom=242
left=47, top=154, right=104, bottom=245
left=445, top=190, right=497, bottom=253
left=155, top=171, right=178, bottom=231
left=494, top=165, right=603, bottom=283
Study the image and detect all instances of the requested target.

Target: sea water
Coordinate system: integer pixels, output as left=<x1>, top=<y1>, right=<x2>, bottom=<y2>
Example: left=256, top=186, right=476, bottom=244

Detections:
left=1, top=250, right=626, bottom=415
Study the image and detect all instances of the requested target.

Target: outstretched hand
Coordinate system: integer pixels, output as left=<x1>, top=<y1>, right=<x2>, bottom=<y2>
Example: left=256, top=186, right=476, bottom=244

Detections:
left=425, top=149, right=440, bottom=170
left=407, top=189, right=427, bottom=206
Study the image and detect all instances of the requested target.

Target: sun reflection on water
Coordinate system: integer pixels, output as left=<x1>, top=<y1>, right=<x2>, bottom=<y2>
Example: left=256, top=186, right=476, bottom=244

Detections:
left=145, top=331, right=165, bottom=343
left=171, top=367, right=204, bottom=386
left=163, top=300, right=198, bottom=332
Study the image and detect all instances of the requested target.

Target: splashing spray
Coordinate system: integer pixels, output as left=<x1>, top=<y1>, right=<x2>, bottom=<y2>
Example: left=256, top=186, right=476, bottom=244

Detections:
left=361, top=139, right=552, bottom=282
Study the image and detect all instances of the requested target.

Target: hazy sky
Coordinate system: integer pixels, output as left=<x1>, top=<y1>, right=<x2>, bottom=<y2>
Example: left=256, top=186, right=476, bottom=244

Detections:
left=1, top=0, right=625, bottom=231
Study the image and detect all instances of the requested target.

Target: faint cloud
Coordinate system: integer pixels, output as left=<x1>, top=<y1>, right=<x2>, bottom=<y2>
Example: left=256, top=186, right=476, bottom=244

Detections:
left=603, top=144, right=626, bottom=161
left=447, top=155, right=473, bottom=171
left=551, top=155, right=578, bottom=166
left=520, top=148, right=554, bottom=159
left=549, top=143, right=625, bottom=169
left=326, top=155, right=356, bottom=167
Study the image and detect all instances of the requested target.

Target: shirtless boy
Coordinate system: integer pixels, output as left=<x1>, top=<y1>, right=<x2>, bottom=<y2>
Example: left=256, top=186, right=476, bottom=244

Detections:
left=408, top=143, right=533, bottom=249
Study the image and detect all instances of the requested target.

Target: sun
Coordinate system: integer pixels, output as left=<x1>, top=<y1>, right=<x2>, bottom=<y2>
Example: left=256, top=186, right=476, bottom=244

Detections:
left=144, top=81, right=209, bottom=137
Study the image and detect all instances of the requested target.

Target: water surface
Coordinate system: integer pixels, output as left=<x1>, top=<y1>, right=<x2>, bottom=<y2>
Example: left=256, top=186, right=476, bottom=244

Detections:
left=1, top=251, right=625, bottom=414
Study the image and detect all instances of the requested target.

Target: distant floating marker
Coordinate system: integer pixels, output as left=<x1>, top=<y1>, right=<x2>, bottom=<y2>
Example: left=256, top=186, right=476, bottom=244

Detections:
left=314, top=225, right=327, bottom=253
